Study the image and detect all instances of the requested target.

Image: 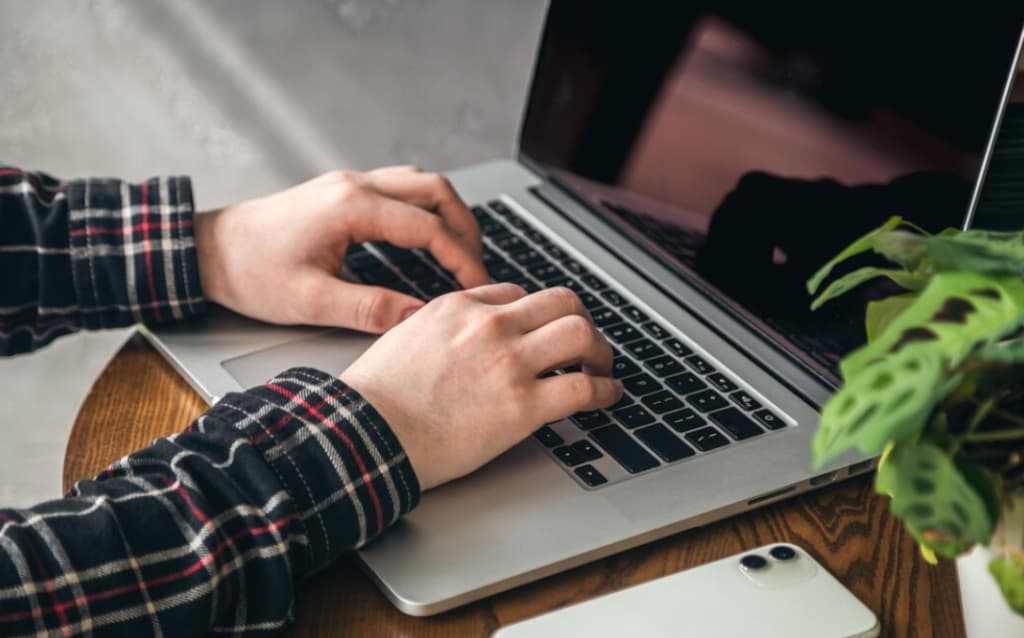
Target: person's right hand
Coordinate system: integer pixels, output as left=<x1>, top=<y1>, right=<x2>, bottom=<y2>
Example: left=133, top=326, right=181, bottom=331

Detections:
left=340, top=284, right=623, bottom=490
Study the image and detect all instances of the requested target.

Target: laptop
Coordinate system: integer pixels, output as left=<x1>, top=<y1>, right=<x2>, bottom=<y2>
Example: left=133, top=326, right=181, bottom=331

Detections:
left=147, top=1, right=1024, bottom=616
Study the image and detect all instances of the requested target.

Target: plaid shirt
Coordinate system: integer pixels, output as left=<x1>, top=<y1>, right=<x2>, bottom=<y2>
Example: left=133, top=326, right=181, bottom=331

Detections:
left=0, top=166, right=421, bottom=636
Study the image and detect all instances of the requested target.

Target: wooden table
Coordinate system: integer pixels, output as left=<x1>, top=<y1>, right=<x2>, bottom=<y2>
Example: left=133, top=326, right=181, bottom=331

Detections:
left=64, top=337, right=965, bottom=637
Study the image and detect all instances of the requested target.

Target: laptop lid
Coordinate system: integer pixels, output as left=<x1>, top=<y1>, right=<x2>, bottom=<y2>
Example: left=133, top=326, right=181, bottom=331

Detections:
left=517, top=1, right=1024, bottom=384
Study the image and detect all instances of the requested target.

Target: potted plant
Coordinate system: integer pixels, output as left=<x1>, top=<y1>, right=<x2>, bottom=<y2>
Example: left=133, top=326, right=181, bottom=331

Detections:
left=807, top=217, right=1024, bottom=614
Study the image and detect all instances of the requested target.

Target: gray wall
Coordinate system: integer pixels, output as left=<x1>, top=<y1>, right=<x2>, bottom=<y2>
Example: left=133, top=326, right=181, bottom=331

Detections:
left=0, top=0, right=546, bottom=506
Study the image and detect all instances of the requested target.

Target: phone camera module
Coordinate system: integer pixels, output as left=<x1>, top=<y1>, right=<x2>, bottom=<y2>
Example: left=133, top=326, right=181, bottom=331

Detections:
left=770, top=545, right=796, bottom=561
left=740, top=554, right=767, bottom=570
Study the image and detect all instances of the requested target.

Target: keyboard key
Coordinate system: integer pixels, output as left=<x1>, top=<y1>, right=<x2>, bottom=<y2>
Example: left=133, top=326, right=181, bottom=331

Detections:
left=687, top=389, right=729, bottom=413
left=534, top=426, right=563, bottom=447
left=397, top=260, right=436, bottom=281
left=357, top=266, right=400, bottom=285
left=601, top=290, right=627, bottom=306
left=509, top=248, right=546, bottom=266
left=606, top=323, right=643, bottom=344
left=664, top=408, right=705, bottom=432
left=710, top=407, right=764, bottom=440
left=486, top=261, right=522, bottom=282
left=553, top=445, right=585, bottom=466
left=548, top=277, right=585, bottom=293
left=612, top=356, right=640, bottom=378
left=512, top=278, right=541, bottom=293
left=641, top=390, right=684, bottom=414
left=612, top=404, right=656, bottom=428
left=635, top=425, right=695, bottom=462
left=571, top=410, right=611, bottom=430
left=642, top=322, right=670, bottom=340
left=571, top=439, right=603, bottom=462
left=528, top=263, right=565, bottom=282
left=664, top=338, right=693, bottom=357
left=645, top=355, right=684, bottom=378
left=684, top=355, right=715, bottom=375
left=493, top=235, right=526, bottom=253
left=730, top=390, right=762, bottom=411
left=482, top=248, right=505, bottom=265
left=707, top=373, right=737, bottom=393
left=375, top=243, right=418, bottom=263
left=685, top=427, right=730, bottom=451
left=665, top=372, right=707, bottom=395
left=507, top=216, right=531, bottom=231
left=590, top=425, right=660, bottom=473
left=346, top=251, right=383, bottom=271
left=417, top=277, right=455, bottom=297
left=581, top=274, right=608, bottom=290
left=574, top=464, right=608, bottom=487
left=488, top=199, right=514, bottom=218
left=524, top=229, right=549, bottom=246
left=622, top=373, right=662, bottom=396
left=562, top=258, right=588, bottom=275
left=544, top=244, right=568, bottom=260
left=592, top=307, right=622, bottom=328
left=621, top=305, right=649, bottom=323
left=753, top=409, right=786, bottom=430
left=625, top=339, right=665, bottom=360
left=576, top=292, right=601, bottom=310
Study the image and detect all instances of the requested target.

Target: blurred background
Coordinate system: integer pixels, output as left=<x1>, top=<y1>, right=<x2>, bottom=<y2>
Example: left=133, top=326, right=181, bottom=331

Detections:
left=0, top=0, right=546, bottom=506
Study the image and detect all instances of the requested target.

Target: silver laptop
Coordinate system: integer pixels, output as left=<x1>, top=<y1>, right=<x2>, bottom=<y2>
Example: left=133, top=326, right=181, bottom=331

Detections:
left=147, top=2, right=1024, bottom=616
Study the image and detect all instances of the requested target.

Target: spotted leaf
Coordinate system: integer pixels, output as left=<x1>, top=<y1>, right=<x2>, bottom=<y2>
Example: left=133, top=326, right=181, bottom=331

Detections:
left=807, top=216, right=903, bottom=295
left=875, top=443, right=994, bottom=558
left=924, top=228, right=1024, bottom=273
left=813, top=344, right=950, bottom=465
left=810, top=267, right=926, bottom=310
left=841, top=272, right=1024, bottom=379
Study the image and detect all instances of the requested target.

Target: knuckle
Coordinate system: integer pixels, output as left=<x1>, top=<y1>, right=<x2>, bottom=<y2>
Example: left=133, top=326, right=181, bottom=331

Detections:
left=353, top=293, right=385, bottom=332
left=563, top=314, right=593, bottom=342
left=551, top=286, right=582, bottom=315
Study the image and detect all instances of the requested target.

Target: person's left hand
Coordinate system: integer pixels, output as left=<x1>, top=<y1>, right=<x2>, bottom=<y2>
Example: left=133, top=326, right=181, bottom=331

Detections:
left=193, top=166, right=490, bottom=333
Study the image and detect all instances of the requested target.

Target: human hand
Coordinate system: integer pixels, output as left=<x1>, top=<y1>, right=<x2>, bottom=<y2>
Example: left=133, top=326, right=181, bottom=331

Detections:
left=193, top=166, right=489, bottom=333
left=340, top=284, right=624, bottom=490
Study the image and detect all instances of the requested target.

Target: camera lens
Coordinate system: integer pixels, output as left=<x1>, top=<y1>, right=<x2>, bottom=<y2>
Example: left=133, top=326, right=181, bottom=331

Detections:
left=770, top=545, right=796, bottom=561
left=740, top=554, right=767, bottom=570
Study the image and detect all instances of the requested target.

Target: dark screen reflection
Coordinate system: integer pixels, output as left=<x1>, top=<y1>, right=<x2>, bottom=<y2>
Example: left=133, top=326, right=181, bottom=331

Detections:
left=521, top=1, right=1023, bottom=378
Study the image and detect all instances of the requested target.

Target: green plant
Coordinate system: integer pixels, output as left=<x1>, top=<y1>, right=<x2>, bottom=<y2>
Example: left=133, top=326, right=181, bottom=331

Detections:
left=807, top=218, right=1024, bottom=613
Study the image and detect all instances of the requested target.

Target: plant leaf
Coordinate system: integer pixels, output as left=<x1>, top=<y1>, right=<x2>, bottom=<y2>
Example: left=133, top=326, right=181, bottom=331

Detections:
left=875, top=443, right=995, bottom=558
left=873, top=229, right=931, bottom=271
left=840, top=272, right=1024, bottom=379
left=989, top=554, right=1024, bottom=614
left=924, top=229, right=1024, bottom=273
left=810, top=267, right=927, bottom=310
left=806, top=216, right=903, bottom=295
left=813, top=344, right=948, bottom=465
left=974, top=336, right=1024, bottom=365
left=865, top=294, right=918, bottom=343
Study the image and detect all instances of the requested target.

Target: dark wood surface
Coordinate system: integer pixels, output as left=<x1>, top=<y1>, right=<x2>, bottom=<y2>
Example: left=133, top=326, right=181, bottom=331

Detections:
left=64, top=338, right=966, bottom=637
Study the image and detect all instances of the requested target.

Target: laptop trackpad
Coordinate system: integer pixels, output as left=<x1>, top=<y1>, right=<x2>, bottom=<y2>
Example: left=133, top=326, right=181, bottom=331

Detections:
left=221, top=329, right=377, bottom=389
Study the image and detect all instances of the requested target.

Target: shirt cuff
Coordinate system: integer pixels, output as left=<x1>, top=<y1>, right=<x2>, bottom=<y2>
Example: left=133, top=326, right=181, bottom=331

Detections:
left=210, top=367, right=421, bottom=572
left=66, top=175, right=205, bottom=329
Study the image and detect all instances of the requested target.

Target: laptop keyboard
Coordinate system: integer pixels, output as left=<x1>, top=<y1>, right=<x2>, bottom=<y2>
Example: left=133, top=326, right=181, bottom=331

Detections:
left=344, top=199, right=791, bottom=489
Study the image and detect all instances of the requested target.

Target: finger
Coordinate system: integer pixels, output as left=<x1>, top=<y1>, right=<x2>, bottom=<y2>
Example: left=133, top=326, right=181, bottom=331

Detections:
left=521, top=314, right=613, bottom=376
left=462, top=282, right=529, bottom=305
left=346, top=193, right=490, bottom=289
left=532, top=373, right=624, bottom=424
left=366, top=166, right=483, bottom=256
left=505, top=286, right=589, bottom=333
left=304, top=273, right=424, bottom=333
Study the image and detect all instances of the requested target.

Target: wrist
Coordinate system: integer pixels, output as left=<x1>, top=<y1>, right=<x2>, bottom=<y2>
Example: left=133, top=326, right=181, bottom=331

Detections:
left=193, top=208, right=229, bottom=306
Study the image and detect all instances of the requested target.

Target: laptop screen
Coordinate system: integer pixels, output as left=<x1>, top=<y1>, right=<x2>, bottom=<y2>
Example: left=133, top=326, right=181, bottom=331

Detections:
left=520, top=1, right=1024, bottom=382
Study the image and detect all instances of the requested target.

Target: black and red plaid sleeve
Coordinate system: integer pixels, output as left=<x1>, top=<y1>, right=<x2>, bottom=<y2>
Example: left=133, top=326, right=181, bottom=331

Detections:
left=0, top=164, right=204, bottom=355
left=0, top=367, right=421, bottom=636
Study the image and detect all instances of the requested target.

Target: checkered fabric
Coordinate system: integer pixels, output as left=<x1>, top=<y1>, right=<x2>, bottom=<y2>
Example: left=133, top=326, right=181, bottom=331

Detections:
left=0, top=166, right=421, bottom=636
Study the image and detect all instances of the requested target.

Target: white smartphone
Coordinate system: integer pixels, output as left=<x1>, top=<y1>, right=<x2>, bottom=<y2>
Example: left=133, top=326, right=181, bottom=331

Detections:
left=493, top=543, right=879, bottom=638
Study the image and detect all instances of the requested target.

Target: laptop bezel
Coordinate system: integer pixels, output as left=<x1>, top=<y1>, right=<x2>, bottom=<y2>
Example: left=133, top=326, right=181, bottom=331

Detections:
left=512, top=7, right=1024, bottom=394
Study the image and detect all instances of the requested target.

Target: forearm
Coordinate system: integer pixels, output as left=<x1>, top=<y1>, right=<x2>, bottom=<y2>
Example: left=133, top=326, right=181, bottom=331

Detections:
left=0, top=165, right=204, bottom=355
left=0, top=368, right=419, bottom=636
